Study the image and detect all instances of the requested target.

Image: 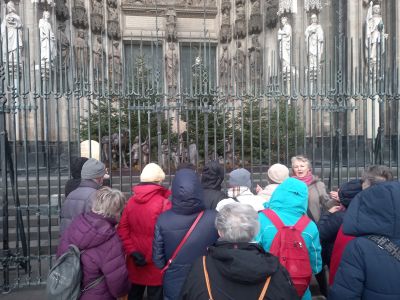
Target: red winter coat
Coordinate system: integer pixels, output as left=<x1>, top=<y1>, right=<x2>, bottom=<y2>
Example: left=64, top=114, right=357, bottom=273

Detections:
left=117, top=183, right=171, bottom=286
left=329, top=225, right=355, bottom=285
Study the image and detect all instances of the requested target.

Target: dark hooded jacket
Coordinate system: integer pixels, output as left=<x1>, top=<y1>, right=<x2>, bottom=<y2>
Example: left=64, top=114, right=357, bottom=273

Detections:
left=317, top=179, right=362, bottom=266
left=201, top=161, right=227, bottom=209
left=64, top=157, right=88, bottom=197
left=152, top=169, right=219, bottom=300
left=180, top=242, right=299, bottom=300
left=329, top=182, right=400, bottom=300
left=57, top=211, right=130, bottom=300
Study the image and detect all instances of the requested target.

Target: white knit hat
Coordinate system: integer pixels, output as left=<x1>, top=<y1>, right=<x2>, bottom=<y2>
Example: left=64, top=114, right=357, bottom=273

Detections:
left=140, top=163, right=165, bottom=183
left=267, top=163, right=289, bottom=184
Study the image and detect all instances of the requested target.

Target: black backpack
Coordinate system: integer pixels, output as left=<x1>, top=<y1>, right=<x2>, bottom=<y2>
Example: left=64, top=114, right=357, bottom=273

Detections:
left=46, top=245, right=104, bottom=300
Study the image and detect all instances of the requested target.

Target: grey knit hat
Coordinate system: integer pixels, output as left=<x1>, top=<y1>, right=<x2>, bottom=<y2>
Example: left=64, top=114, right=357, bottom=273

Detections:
left=81, top=158, right=106, bottom=180
left=229, top=168, right=251, bottom=189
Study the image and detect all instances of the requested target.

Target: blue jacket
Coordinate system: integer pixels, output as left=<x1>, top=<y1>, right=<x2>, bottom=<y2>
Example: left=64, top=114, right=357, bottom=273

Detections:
left=255, top=177, right=322, bottom=300
left=152, top=169, right=219, bottom=300
left=329, top=181, right=400, bottom=300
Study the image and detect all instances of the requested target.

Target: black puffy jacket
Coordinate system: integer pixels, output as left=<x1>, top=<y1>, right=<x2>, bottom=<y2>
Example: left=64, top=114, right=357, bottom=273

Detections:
left=153, top=169, right=219, bottom=300
left=180, top=242, right=299, bottom=300
left=329, top=182, right=400, bottom=300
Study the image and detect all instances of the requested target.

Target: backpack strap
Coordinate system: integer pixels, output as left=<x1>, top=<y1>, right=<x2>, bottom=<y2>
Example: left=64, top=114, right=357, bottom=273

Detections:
left=367, top=235, right=400, bottom=262
left=162, top=210, right=205, bottom=273
left=202, top=256, right=214, bottom=300
left=262, top=209, right=285, bottom=229
left=293, top=215, right=311, bottom=232
left=258, top=276, right=271, bottom=300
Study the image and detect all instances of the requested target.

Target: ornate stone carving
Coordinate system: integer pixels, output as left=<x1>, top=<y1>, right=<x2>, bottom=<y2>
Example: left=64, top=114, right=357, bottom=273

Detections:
left=304, top=0, right=322, bottom=12
left=277, top=16, right=292, bottom=74
left=165, top=42, right=178, bottom=95
left=278, top=0, right=297, bottom=16
left=249, top=0, right=262, bottom=35
left=220, top=4, right=232, bottom=43
left=57, top=22, right=70, bottom=70
left=305, top=14, right=324, bottom=72
left=265, top=0, right=279, bottom=29
left=365, top=1, right=387, bottom=68
left=233, top=41, right=246, bottom=86
left=72, top=0, right=88, bottom=29
left=248, top=34, right=262, bottom=81
left=219, top=45, right=231, bottom=91
left=165, top=8, right=177, bottom=43
left=107, top=4, right=121, bottom=39
left=107, top=0, right=118, bottom=7
left=1, top=1, right=23, bottom=69
left=55, top=0, right=69, bottom=22
left=234, top=3, right=246, bottom=39
left=91, top=0, right=104, bottom=34
left=39, top=10, right=57, bottom=74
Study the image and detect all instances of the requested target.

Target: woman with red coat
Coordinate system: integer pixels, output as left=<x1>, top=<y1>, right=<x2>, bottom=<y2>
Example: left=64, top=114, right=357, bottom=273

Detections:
left=118, top=163, right=171, bottom=300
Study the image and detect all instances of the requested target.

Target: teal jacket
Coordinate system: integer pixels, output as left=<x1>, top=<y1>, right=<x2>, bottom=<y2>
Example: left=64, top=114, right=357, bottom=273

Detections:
left=255, top=177, right=322, bottom=300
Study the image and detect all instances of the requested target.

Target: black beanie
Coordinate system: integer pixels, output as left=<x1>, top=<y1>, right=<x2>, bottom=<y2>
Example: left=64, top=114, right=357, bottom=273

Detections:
left=70, top=157, right=89, bottom=179
left=338, top=179, right=363, bottom=208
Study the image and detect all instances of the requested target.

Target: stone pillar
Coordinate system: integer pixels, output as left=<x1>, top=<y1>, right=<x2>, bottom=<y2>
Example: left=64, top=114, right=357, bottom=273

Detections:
left=396, top=1, right=400, bottom=69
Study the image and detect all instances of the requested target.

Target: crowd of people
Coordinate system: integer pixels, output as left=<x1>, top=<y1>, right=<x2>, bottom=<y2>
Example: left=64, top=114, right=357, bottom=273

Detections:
left=56, top=155, right=400, bottom=300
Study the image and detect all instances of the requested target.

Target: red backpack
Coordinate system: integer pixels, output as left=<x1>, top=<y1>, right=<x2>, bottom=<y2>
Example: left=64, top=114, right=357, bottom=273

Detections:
left=261, top=209, right=312, bottom=297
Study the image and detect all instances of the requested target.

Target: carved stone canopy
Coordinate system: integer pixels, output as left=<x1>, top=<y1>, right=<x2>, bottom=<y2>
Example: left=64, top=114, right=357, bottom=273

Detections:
left=72, top=2, right=89, bottom=29
left=221, top=0, right=231, bottom=13
left=91, top=13, right=104, bottom=34
left=55, top=0, right=69, bottom=22
left=265, top=0, right=279, bottom=28
left=304, top=0, right=322, bottom=12
left=107, top=20, right=121, bottom=40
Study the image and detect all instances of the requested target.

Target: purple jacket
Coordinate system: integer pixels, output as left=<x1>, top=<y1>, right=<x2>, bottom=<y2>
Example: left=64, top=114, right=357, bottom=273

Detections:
left=57, top=212, right=130, bottom=300
left=60, top=179, right=101, bottom=235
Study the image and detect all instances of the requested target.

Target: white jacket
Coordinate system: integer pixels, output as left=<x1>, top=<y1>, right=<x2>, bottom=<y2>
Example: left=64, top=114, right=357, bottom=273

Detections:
left=216, top=187, right=266, bottom=212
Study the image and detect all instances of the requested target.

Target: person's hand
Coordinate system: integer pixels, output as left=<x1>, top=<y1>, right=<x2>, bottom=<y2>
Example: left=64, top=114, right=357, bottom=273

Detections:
left=328, top=205, right=342, bottom=214
left=256, top=184, right=262, bottom=193
left=131, top=252, right=147, bottom=266
left=330, top=191, right=339, bottom=202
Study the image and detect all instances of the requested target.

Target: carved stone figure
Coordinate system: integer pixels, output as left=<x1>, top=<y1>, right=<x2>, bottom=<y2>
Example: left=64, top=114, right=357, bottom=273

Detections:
left=219, top=45, right=231, bottom=91
left=233, top=42, right=246, bottom=86
left=74, top=30, right=88, bottom=79
left=277, top=16, right=292, bottom=74
left=109, top=41, right=122, bottom=85
left=305, top=14, right=324, bottom=71
left=57, top=23, right=70, bottom=70
left=91, top=0, right=104, bottom=34
left=365, top=2, right=387, bottom=68
left=39, top=11, right=57, bottom=72
left=165, top=42, right=178, bottom=95
left=141, top=138, right=150, bottom=165
left=101, top=135, right=110, bottom=163
left=1, top=1, right=23, bottom=68
left=171, top=146, right=180, bottom=169
left=249, top=0, right=262, bottom=35
left=178, top=135, right=187, bottom=163
left=166, top=8, right=177, bottom=43
left=161, top=139, right=169, bottom=170
left=188, top=140, right=198, bottom=165
left=234, top=3, right=246, bottom=39
left=225, top=138, right=233, bottom=166
left=131, top=136, right=140, bottom=167
left=249, top=34, right=262, bottom=81
left=93, top=36, right=105, bottom=84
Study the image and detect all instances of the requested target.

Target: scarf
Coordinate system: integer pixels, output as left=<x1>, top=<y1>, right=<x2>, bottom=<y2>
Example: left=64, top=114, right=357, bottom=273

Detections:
left=293, top=170, right=314, bottom=186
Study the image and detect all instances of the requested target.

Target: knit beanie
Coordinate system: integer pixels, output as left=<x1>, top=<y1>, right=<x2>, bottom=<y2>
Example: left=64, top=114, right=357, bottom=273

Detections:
left=229, top=168, right=251, bottom=189
left=140, top=163, right=165, bottom=183
left=267, top=163, right=290, bottom=184
left=338, top=179, right=363, bottom=208
left=81, top=158, right=106, bottom=180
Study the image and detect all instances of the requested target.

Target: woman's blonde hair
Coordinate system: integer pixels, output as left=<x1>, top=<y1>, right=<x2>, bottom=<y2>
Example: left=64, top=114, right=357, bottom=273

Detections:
left=92, top=187, right=126, bottom=218
left=291, top=155, right=311, bottom=169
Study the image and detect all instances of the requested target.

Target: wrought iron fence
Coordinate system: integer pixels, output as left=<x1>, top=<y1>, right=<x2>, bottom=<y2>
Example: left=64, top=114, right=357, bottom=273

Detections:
left=1, top=10, right=400, bottom=294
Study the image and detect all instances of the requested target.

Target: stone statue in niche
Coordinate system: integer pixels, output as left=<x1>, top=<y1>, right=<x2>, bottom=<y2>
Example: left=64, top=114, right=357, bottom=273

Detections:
left=74, top=30, right=88, bottom=79
left=365, top=1, right=387, bottom=69
left=188, top=140, right=198, bottom=165
left=109, top=41, right=122, bottom=85
left=277, top=16, right=292, bottom=75
left=219, top=45, right=231, bottom=91
left=93, top=35, right=105, bottom=84
left=234, top=3, right=246, bottom=39
left=249, top=34, right=262, bottom=82
left=233, top=41, right=246, bottom=86
left=161, top=139, right=169, bottom=170
left=1, top=1, right=23, bottom=69
left=165, top=8, right=177, bottom=43
left=39, top=10, right=57, bottom=73
left=165, top=42, right=178, bottom=95
left=141, top=137, right=150, bottom=166
left=130, top=136, right=140, bottom=167
left=305, top=14, right=324, bottom=71
left=57, top=22, right=70, bottom=70
left=249, top=0, right=262, bottom=35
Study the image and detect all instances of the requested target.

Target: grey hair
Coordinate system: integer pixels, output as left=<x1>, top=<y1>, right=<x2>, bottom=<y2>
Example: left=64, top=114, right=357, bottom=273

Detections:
left=215, top=203, right=260, bottom=243
left=291, top=155, right=311, bottom=169
left=92, top=187, right=126, bottom=218
left=361, top=165, right=393, bottom=189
